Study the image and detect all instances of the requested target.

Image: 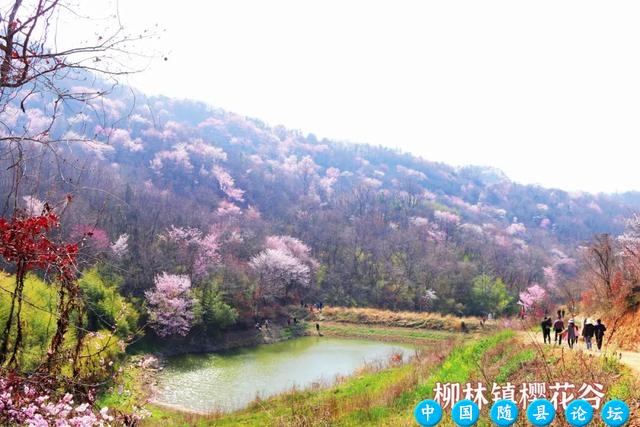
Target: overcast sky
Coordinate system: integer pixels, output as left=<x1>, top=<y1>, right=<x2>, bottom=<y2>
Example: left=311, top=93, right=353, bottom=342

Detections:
left=92, top=1, right=640, bottom=194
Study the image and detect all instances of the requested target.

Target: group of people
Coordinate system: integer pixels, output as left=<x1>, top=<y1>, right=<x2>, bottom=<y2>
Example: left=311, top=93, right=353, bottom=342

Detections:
left=540, top=311, right=607, bottom=351
left=255, top=318, right=271, bottom=331
left=301, top=300, right=324, bottom=313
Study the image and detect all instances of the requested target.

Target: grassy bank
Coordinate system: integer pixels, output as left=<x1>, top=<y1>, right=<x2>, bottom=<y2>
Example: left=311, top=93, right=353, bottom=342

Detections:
left=317, top=321, right=463, bottom=344
left=318, top=306, right=488, bottom=332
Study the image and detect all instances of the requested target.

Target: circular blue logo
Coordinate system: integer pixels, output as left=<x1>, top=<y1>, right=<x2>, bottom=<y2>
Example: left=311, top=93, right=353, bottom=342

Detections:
left=601, top=399, right=630, bottom=427
left=526, top=398, right=555, bottom=426
left=565, top=399, right=593, bottom=426
left=452, top=399, right=480, bottom=426
left=490, top=399, right=519, bottom=426
left=414, top=399, right=443, bottom=427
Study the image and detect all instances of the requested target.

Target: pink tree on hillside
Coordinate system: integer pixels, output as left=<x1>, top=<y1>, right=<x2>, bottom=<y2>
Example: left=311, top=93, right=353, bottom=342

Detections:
left=162, top=225, right=221, bottom=278
left=110, top=233, right=129, bottom=259
left=249, top=249, right=310, bottom=317
left=193, top=230, right=222, bottom=277
left=145, top=273, right=195, bottom=337
left=212, top=166, right=245, bottom=202
left=265, top=235, right=318, bottom=269
left=70, top=224, right=109, bottom=249
left=519, top=284, right=547, bottom=317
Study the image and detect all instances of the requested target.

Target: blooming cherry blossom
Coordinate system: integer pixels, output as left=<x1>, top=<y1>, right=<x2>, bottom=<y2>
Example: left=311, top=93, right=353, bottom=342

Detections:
left=145, top=273, right=195, bottom=337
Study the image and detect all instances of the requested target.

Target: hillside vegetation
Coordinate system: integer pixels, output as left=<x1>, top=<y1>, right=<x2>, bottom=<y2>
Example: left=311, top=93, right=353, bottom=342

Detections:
left=4, top=2, right=640, bottom=424
left=4, top=84, right=640, bottom=326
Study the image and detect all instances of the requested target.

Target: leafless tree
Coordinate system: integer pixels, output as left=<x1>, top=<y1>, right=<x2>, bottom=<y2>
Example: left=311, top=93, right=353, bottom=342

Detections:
left=1, top=0, right=157, bottom=213
left=584, top=233, right=617, bottom=299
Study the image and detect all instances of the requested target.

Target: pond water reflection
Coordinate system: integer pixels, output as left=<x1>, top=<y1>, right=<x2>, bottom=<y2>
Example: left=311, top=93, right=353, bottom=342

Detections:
left=153, top=336, right=415, bottom=413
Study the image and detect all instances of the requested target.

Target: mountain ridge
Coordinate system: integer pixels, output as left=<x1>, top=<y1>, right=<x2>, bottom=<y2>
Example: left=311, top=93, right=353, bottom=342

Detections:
left=2, top=83, right=639, bottom=317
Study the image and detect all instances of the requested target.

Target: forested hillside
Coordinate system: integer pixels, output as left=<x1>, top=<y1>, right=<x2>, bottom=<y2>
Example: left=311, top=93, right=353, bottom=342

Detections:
left=5, top=3, right=640, bottom=424
left=2, top=78, right=639, bottom=326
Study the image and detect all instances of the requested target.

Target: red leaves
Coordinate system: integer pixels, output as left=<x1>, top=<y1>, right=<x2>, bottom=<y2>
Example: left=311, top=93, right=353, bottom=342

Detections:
left=0, top=212, right=77, bottom=280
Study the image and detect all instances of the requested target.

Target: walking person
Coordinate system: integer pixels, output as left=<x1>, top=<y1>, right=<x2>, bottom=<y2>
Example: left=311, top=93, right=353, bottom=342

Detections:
left=594, top=319, right=607, bottom=351
left=582, top=319, right=595, bottom=350
left=541, top=316, right=552, bottom=344
left=567, top=319, right=578, bottom=348
left=553, top=316, right=564, bottom=345
left=582, top=318, right=595, bottom=350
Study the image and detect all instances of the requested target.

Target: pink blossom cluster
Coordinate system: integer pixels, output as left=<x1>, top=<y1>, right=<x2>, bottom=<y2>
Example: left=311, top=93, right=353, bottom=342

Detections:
left=193, top=231, right=222, bottom=277
left=505, top=222, right=526, bottom=236
left=249, top=248, right=311, bottom=296
left=106, top=128, right=143, bottom=152
left=145, top=273, right=195, bottom=337
left=409, top=216, right=446, bottom=243
left=165, top=225, right=221, bottom=277
left=265, top=235, right=317, bottom=268
left=433, top=210, right=461, bottom=225
left=110, top=233, right=129, bottom=259
left=70, top=224, right=110, bottom=250
left=186, top=138, right=227, bottom=161
left=518, top=283, right=547, bottom=311
left=619, top=213, right=640, bottom=253
left=0, top=378, right=113, bottom=427
left=318, top=167, right=341, bottom=196
left=360, top=177, right=382, bottom=188
left=543, top=266, right=558, bottom=290
left=165, top=225, right=202, bottom=247
left=150, top=144, right=193, bottom=172
left=396, top=165, right=426, bottom=180
left=212, top=166, right=245, bottom=202
left=216, top=200, right=242, bottom=218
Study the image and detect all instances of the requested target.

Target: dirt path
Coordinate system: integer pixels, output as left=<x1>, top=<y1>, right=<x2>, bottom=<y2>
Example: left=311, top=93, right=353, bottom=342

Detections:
left=517, top=329, right=640, bottom=374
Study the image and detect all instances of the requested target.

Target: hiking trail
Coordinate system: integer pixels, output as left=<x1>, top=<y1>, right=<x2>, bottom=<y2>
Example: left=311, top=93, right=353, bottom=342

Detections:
left=517, top=329, right=640, bottom=374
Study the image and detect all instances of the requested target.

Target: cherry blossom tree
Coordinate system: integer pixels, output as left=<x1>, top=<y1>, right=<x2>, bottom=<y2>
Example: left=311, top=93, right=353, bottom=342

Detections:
left=433, top=210, right=460, bottom=239
left=421, top=288, right=438, bottom=310
left=110, top=233, right=129, bottom=259
left=618, top=213, right=640, bottom=283
left=212, top=165, right=245, bottom=202
left=318, top=167, right=340, bottom=198
left=519, top=283, right=547, bottom=315
left=161, top=225, right=221, bottom=278
left=165, top=224, right=202, bottom=244
left=0, top=377, right=114, bottom=426
left=264, top=235, right=318, bottom=269
left=193, top=230, right=222, bottom=278
left=505, top=222, right=526, bottom=236
left=145, top=273, right=195, bottom=337
left=249, top=248, right=310, bottom=317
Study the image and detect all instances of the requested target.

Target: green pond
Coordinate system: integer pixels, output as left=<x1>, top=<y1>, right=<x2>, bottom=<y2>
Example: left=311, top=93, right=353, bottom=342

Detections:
left=153, top=336, right=415, bottom=413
